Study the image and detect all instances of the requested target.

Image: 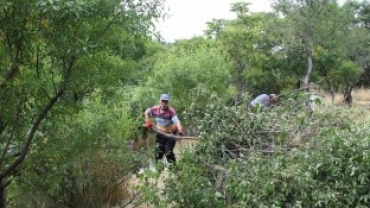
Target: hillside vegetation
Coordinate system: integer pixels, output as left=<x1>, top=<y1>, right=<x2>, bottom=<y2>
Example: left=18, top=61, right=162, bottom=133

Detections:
left=1, top=1, right=370, bottom=208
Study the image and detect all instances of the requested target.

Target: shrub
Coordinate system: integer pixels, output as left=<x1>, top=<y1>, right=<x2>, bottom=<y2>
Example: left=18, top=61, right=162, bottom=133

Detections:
left=144, top=93, right=370, bottom=208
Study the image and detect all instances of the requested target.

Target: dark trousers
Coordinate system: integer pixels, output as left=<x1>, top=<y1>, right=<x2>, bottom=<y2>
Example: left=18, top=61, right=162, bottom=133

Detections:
left=155, top=133, right=176, bottom=163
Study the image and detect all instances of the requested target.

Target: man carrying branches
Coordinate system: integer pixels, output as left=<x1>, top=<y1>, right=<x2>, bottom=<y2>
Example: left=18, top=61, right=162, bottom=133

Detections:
left=144, top=94, right=184, bottom=164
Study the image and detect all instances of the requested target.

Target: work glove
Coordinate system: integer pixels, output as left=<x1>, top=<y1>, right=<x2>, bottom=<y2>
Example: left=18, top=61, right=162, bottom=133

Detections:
left=145, top=120, right=152, bottom=129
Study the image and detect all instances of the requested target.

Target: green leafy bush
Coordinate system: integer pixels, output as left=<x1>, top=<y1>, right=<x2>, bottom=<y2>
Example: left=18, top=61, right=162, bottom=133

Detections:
left=145, top=94, right=370, bottom=208
left=10, top=90, right=142, bottom=208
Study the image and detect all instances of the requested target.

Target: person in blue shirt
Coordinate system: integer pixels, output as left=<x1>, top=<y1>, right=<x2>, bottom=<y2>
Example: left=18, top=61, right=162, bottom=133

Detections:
left=249, top=94, right=278, bottom=108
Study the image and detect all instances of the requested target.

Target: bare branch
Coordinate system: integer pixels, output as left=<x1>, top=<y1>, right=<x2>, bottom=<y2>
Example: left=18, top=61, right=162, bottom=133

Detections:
left=150, top=126, right=198, bottom=141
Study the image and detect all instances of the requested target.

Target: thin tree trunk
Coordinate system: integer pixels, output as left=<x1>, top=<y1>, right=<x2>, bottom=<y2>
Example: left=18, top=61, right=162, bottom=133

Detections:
left=0, top=182, right=5, bottom=208
left=330, top=90, right=335, bottom=104
left=343, top=85, right=353, bottom=106
left=235, top=74, right=243, bottom=107
left=234, top=60, right=245, bottom=107
left=303, top=49, right=313, bottom=109
left=303, top=51, right=313, bottom=91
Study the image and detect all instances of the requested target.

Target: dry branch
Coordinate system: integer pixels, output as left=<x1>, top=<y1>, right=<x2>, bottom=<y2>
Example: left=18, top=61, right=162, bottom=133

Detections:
left=149, top=125, right=198, bottom=141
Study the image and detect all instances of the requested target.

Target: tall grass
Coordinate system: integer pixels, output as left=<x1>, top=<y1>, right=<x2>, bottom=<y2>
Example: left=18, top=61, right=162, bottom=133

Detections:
left=321, top=88, right=370, bottom=124
left=353, top=87, right=370, bottom=102
left=324, top=88, right=370, bottom=105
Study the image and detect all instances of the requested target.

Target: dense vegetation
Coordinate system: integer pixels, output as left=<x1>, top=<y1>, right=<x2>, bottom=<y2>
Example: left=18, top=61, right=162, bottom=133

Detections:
left=0, top=0, right=370, bottom=207
left=146, top=95, right=370, bottom=208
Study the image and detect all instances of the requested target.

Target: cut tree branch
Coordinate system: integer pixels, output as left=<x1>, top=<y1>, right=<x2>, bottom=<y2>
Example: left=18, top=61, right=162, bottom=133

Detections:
left=150, top=126, right=198, bottom=141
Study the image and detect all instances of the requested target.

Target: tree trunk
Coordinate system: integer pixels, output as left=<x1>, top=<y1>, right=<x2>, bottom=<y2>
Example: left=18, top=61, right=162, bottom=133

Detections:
left=303, top=51, right=313, bottom=91
left=330, top=86, right=335, bottom=104
left=0, top=182, right=5, bottom=208
left=303, top=49, right=313, bottom=110
left=343, top=85, right=353, bottom=106
left=235, top=75, right=243, bottom=107
left=234, top=61, right=245, bottom=107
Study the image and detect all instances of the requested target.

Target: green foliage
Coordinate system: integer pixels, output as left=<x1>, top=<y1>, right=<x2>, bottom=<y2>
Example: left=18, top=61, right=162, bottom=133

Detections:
left=71, top=51, right=138, bottom=94
left=10, top=89, right=141, bottom=208
left=0, top=0, right=164, bottom=206
left=269, top=0, right=362, bottom=92
left=328, top=60, right=362, bottom=91
left=142, top=94, right=370, bottom=208
left=214, top=10, right=274, bottom=101
left=130, top=39, right=232, bottom=123
left=2, top=0, right=370, bottom=207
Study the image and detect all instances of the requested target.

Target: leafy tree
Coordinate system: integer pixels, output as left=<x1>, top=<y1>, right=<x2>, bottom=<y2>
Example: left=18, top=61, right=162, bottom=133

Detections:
left=207, top=2, right=274, bottom=105
left=271, top=0, right=346, bottom=88
left=131, top=37, right=232, bottom=128
left=0, top=0, right=163, bottom=207
left=11, top=89, right=139, bottom=208
left=309, top=1, right=369, bottom=103
left=352, top=1, right=370, bottom=87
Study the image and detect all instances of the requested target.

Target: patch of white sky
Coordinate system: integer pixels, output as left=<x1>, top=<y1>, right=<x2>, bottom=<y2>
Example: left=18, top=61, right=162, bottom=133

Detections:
left=155, top=0, right=350, bottom=42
